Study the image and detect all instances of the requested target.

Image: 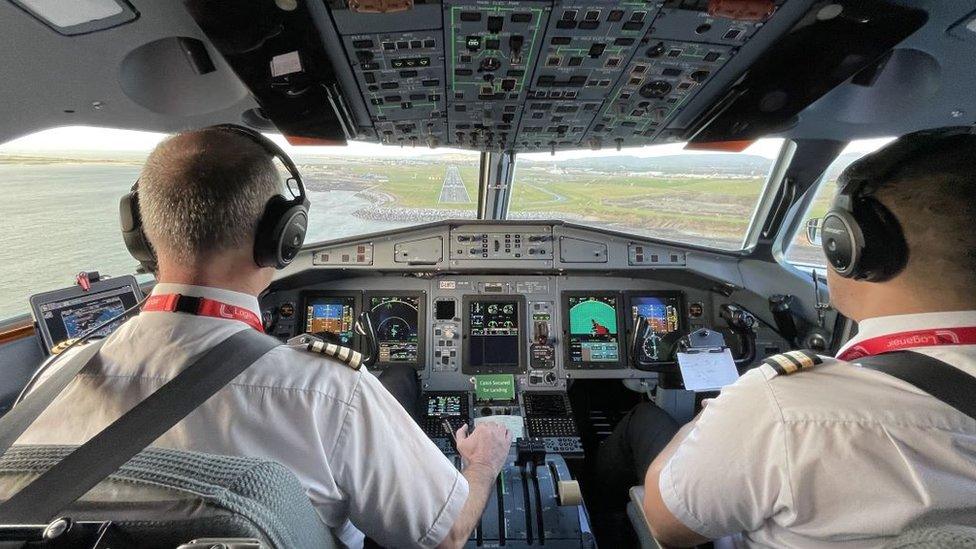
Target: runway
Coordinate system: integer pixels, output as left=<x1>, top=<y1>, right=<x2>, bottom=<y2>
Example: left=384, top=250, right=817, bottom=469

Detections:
left=438, top=166, right=471, bottom=203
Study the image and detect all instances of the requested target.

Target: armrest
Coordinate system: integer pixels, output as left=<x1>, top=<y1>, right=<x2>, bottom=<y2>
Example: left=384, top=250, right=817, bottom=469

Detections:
left=627, top=485, right=662, bottom=549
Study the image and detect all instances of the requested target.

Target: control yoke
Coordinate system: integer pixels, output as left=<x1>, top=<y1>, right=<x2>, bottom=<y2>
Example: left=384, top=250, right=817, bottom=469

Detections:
left=355, top=311, right=379, bottom=369
left=631, top=315, right=652, bottom=371
left=719, top=304, right=758, bottom=366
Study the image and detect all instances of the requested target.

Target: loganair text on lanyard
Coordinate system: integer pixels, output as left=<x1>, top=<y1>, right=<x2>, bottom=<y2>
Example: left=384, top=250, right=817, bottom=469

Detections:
left=143, top=294, right=265, bottom=333
left=837, top=327, right=976, bottom=361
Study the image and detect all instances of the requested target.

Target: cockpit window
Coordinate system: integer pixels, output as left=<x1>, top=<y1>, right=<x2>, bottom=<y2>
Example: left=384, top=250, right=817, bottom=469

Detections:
left=291, top=145, right=479, bottom=244
left=0, top=127, right=479, bottom=320
left=0, top=127, right=158, bottom=320
left=785, top=138, right=895, bottom=268
left=510, top=139, right=784, bottom=250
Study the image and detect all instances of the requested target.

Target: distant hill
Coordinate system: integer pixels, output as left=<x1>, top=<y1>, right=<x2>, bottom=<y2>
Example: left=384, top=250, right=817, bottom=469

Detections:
left=824, top=152, right=865, bottom=180
left=518, top=154, right=774, bottom=175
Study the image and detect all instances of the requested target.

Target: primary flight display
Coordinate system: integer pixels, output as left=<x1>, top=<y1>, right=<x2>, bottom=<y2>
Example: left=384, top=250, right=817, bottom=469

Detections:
left=629, top=292, right=684, bottom=367
left=305, top=295, right=357, bottom=346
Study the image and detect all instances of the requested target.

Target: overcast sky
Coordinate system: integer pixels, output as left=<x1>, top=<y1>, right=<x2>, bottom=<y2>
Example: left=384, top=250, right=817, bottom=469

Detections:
left=0, top=126, right=893, bottom=159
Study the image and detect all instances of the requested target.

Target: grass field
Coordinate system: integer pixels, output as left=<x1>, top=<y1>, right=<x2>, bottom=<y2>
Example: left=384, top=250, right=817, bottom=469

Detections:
left=510, top=166, right=766, bottom=245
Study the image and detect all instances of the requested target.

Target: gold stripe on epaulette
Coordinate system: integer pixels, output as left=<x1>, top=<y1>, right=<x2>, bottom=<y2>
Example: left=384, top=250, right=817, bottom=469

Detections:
left=51, top=338, right=79, bottom=355
left=289, top=334, right=364, bottom=370
left=763, top=350, right=823, bottom=376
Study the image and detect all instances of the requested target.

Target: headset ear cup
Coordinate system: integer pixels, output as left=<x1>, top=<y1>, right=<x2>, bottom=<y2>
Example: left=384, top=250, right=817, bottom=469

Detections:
left=119, top=187, right=158, bottom=273
left=821, top=209, right=864, bottom=278
left=254, top=196, right=309, bottom=269
left=853, top=198, right=908, bottom=282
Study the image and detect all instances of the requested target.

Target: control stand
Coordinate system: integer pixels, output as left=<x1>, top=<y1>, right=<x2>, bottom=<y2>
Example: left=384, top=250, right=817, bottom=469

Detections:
left=460, top=448, right=595, bottom=548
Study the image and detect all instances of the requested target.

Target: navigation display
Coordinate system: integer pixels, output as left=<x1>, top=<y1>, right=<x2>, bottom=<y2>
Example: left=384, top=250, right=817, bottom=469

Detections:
left=463, top=297, right=523, bottom=373
left=565, top=293, right=624, bottom=368
left=427, top=394, right=462, bottom=417
left=305, top=295, right=357, bottom=346
left=36, top=285, right=140, bottom=350
left=369, top=295, right=422, bottom=365
left=629, top=293, right=684, bottom=365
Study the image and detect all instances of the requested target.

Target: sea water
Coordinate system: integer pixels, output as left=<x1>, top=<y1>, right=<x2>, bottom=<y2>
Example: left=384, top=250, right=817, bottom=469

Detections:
left=0, top=164, right=414, bottom=320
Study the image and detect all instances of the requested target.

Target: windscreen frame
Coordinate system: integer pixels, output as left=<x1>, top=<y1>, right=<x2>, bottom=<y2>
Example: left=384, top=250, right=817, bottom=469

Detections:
left=561, top=290, right=627, bottom=370
left=300, top=290, right=363, bottom=352
left=623, top=290, right=687, bottom=371
left=461, top=294, right=527, bottom=374
left=365, top=290, right=427, bottom=370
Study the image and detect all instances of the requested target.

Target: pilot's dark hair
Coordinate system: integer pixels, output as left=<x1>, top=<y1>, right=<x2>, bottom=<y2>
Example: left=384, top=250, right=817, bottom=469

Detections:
left=854, top=130, right=976, bottom=286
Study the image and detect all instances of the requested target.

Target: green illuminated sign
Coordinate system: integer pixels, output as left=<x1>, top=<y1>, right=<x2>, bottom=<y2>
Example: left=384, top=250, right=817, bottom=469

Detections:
left=474, top=374, right=515, bottom=401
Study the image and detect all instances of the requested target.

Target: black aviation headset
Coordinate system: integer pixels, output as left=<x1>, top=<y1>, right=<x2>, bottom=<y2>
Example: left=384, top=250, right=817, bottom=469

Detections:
left=119, top=124, right=310, bottom=272
left=819, top=125, right=975, bottom=282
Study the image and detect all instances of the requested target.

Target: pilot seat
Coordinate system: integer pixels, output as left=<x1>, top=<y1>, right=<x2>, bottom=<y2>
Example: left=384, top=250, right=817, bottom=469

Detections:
left=0, top=445, right=337, bottom=548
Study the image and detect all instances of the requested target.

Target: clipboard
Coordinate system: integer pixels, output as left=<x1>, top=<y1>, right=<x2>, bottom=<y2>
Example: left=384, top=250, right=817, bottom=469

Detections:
left=676, top=329, right=739, bottom=392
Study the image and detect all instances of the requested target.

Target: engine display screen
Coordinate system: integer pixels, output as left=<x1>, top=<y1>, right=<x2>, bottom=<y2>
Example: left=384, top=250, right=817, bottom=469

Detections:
left=464, top=298, right=522, bottom=372
left=565, top=293, right=623, bottom=367
left=305, top=296, right=357, bottom=346
left=369, top=295, right=420, bottom=364
left=37, top=285, right=139, bottom=349
left=427, top=394, right=462, bottom=417
left=630, top=293, right=684, bottom=365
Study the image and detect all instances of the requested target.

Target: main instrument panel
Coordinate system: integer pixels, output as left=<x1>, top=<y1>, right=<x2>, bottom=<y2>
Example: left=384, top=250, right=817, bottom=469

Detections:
left=272, top=274, right=717, bottom=386
left=262, top=222, right=789, bottom=464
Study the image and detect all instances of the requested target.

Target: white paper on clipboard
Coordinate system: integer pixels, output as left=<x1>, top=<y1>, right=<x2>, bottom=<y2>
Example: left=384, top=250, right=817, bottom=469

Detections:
left=677, top=349, right=739, bottom=392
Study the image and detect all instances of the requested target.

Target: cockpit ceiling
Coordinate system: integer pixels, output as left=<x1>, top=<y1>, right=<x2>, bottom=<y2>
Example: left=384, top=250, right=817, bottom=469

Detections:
left=0, top=1, right=973, bottom=150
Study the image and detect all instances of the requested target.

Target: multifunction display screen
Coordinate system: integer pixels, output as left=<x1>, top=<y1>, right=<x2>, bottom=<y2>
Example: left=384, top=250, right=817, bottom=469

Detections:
left=305, top=296, right=356, bottom=346
left=466, top=299, right=521, bottom=371
left=427, top=395, right=462, bottom=417
left=630, top=294, right=684, bottom=364
left=38, top=285, right=139, bottom=349
left=369, top=295, right=420, bottom=364
left=566, top=294, right=622, bottom=366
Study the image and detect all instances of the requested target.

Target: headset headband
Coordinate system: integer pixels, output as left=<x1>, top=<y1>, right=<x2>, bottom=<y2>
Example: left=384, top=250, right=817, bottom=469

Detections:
left=120, top=124, right=310, bottom=273
left=207, top=124, right=307, bottom=204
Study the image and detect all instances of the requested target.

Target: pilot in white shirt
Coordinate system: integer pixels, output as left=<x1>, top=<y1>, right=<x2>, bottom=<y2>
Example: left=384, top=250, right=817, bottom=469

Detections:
left=652, top=311, right=976, bottom=548
left=635, top=128, right=976, bottom=547
left=17, top=127, right=511, bottom=548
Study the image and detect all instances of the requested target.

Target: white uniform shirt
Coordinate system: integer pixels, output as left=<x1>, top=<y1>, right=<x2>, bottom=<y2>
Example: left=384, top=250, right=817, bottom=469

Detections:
left=660, top=311, right=976, bottom=548
left=18, top=283, right=469, bottom=549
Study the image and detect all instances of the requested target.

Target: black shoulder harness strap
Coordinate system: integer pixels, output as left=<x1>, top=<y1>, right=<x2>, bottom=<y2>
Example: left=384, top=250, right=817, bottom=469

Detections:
left=857, top=350, right=976, bottom=422
left=0, top=328, right=280, bottom=523
left=0, top=339, right=106, bottom=457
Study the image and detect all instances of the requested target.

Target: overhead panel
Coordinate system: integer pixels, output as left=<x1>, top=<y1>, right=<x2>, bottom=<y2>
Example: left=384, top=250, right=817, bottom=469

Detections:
left=444, top=0, right=551, bottom=150
left=518, top=1, right=657, bottom=152
left=341, top=28, right=448, bottom=147
left=322, top=0, right=784, bottom=152
left=585, top=39, right=733, bottom=149
left=653, top=0, right=770, bottom=45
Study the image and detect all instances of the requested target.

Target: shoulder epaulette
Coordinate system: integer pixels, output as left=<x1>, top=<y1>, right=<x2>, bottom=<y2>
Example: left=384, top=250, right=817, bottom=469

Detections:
left=50, top=338, right=80, bottom=355
left=763, top=350, right=823, bottom=376
left=287, top=334, right=363, bottom=370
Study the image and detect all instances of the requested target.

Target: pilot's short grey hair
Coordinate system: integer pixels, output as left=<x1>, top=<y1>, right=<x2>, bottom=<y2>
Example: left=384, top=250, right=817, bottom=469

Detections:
left=139, top=128, right=280, bottom=265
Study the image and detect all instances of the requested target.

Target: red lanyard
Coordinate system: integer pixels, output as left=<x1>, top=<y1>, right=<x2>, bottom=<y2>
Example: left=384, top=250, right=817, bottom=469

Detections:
left=143, top=294, right=265, bottom=333
left=837, top=326, right=976, bottom=361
